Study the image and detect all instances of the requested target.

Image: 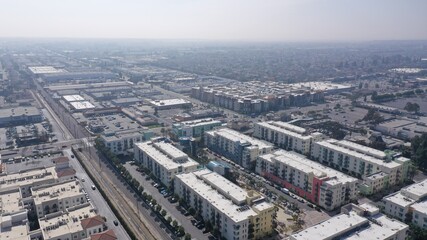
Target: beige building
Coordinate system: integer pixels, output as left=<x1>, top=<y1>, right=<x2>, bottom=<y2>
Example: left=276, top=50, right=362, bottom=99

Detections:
left=32, top=180, right=87, bottom=218
left=174, top=169, right=275, bottom=240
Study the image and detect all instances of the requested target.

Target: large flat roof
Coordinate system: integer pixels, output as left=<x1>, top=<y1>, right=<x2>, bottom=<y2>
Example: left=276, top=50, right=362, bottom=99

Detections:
left=207, top=128, right=273, bottom=150
left=0, top=107, right=41, bottom=118
left=149, top=98, right=191, bottom=107
left=176, top=170, right=258, bottom=223
left=0, top=167, right=57, bottom=190
left=261, top=150, right=357, bottom=185
left=256, top=122, right=311, bottom=140
left=315, top=140, right=401, bottom=169
left=411, top=201, right=427, bottom=216
left=29, top=66, right=66, bottom=74
left=175, top=118, right=222, bottom=128
left=63, top=95, right=85, bottom=102
left=69, top=101, right=95, bottom=110
left=32, top=180, right=83, bottom=206
left=135, top=141, right=199, bottom=171
left=383, top=192, right=415, bottom=208
left=0, top=189, right=23, bottom=215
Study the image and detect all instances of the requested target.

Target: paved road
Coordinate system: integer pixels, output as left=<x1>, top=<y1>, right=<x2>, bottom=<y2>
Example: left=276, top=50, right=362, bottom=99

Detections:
left=63, top=149, right=131, bottom=240
left=124, top=163, right=210, bottom=240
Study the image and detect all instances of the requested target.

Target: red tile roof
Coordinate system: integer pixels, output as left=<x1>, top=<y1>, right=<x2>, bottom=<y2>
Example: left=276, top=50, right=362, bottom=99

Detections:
left=56, top=167, right=76, bottom=178
left=90, top=229, right=117, bottom=240
left=81, top=215, right=105, bottom=230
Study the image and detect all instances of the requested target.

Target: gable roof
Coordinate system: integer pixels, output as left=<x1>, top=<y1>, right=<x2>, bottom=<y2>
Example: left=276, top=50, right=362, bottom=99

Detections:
left=81, top=215, right=105, bottom=229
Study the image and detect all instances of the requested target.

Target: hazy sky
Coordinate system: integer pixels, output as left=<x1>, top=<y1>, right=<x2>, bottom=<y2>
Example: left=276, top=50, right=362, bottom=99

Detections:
left=1, top=0, right=426, bottom=41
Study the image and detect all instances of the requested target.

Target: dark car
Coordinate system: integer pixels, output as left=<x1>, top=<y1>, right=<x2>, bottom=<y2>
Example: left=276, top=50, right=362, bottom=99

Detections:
left=203, top=228, right=210, bottom=234
left=113, top=220, right=119, bottom=226
left=196, top=223, right=205, bottom=229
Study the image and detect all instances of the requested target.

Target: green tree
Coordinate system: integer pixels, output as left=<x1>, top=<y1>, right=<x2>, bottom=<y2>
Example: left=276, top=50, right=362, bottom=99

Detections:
left=185, top=233, right=192, bottom=240
left=411, top=134, right=427, bottom=170
left=172, top=220, right=178, bottom=228
left=161, top=209, right=167, bottom=217
left=404, top=102, right=420, bottom=113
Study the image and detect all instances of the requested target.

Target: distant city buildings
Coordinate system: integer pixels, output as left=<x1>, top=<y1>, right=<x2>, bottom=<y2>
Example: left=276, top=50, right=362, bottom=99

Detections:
left=192, top=81, right=352, bottom=114
left=134, top=139, right=200, bottom=187
left=174, top=169, right=275, bottom=240
left=205, top=128, right=273, bottom=169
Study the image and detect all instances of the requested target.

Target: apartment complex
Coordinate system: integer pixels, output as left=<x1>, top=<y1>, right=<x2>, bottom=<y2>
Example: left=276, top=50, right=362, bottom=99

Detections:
left=172, top=118, right=222, bottom=139
left=383, top=179, right=427, bottom=226
left=290, top=203, right=408, bottom=240
left=205, top=128, right=273, bottom=169
left=191, top=81, right=351, bottom=114
left=32, top=180, right=87, bottom=218
left=257, top=150, right=358, bottom=210
left=174, top=169, right=275, bottom=240
left=134, top=139, right=200, bottom=187
left=101, top=129, right=153, bottom=155
left=311, top=139, right=411, bottom=193
left=253, top=121, right=324, bottom=155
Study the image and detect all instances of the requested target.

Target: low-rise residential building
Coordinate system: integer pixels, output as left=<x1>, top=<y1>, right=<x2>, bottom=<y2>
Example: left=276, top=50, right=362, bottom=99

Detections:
left=254, top=121, right=324, bottom=155
left=311, top=139, right=411, bottom=193
left=134, top=140, right=200, bottom=187
left=257, top=150, right=358, bottom=210
left=172, top=118, right=222, bottom=139
left=205, top=128, right=273, bottom=169
left=411, top=201, right=427, bottom=229
left=101, top=129, right=153, bottom=155
left=174, top=169, right=275, bottom=240
left=32, top=180, right=86, bottom=218
left=383, top=179, right=427, bottom=223
left=291, top=203, right=408, bottom=240
left=39, top=203, right=107, bottom=240
left=0, top=166, right=73, bottom=198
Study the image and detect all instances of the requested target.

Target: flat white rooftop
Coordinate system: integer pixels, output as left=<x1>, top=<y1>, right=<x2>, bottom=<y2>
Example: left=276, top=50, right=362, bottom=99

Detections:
left=63, top=95, right=85, bottom=102
left=261, top=150, right=357, bottom=185
left=0, top=189, right=23, bottom=214
left=335, top=140, right=387, bottom=159
left=411, top=201, right=427, bottom=215
left=32, top=180, right=83, bottom=206
left=383, top=192, right=416, bottom=208
left=401, top=179, right=427, bottom=200
left=149, top=98, right=191, bottom=107
left=176, top=170, right=258, bottom=223
left=291, top=212, right=368, bottom=240
left=256, top=122, right=311, bottom=140
left=135, top=141, right=199, bottom=171
left=0, top=167, right=57, bottom=190
left=176, top=118, right=222, bottom=128
left=29, top=66, right=66, bottom=74
left=345, top=214, right=408, bottom=240
left=208, top=128, right=273, bottom=150
left=316, top=140, right=401, bottom=169
left=69, top=101, right=95, bottom=110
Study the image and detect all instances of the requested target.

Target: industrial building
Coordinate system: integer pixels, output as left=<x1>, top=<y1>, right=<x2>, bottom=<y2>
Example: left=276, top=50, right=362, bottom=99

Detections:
left=134, top=139, right=200, bottom=187
left=257, top=150, right=358, bottom=210
left=0, top=107, right=42, bottom=127
left=254, top=121, right=325, bottom=155
left=149, top=98, right=192, bottom=110
left=311, top=139, right=411, bottom=194
left=205, top=128, right=274, bottom=169
left=174, top=169, right=276, bottom=240
left=290, top=203, right=408, bottom=240
left=172, top=118, right=222, bottom=139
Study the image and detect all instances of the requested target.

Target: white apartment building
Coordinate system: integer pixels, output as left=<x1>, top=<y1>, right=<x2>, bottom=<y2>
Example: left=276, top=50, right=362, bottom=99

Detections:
left=172, top=118, right=222, bottom=138
left=311, top=139, right=411, bottom=192
left=257, top=150, right=358, bottom=210
left=101, top=129, right=152, bottom=155
left=205, top=128, right=273, bottom=169
left=411, top=201, right=427, bottom=229
left=174, top=169, right=275, bottom=240
left=291, top=203, right=408, bottom=240
left=383, top=179, right=427, bottom=223
left=32, top=180, right=87, bottom=218
left=134, top=140, right=200, bottom=187
left=254, top=121, right=324, bottom=155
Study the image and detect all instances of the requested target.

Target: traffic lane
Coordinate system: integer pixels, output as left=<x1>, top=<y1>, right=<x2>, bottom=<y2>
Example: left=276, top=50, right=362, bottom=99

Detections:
left=124, top=163, right=209, bottom=240
left=64, top=149, right=131, bottom=240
